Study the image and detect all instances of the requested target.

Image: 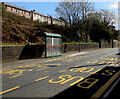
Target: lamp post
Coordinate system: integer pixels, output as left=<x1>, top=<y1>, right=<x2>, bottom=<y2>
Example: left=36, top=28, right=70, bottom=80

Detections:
left=77, top=31, right=81, bottom=52
left=111, top=25, right=116, bottom=48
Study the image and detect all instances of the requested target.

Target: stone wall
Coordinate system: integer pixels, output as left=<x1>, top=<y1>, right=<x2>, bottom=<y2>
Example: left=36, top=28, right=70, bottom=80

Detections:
left=2, top=45, right=25, bottom=62
left=62, top=43, right=99, bottom=53
left=2, top=45, right=45, bottom=63
left=1, top=43, right=115, bottom=63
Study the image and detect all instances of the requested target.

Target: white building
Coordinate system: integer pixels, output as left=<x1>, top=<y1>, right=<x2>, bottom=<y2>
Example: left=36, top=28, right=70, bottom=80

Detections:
left=31, top=10, right=65, bottom=26
left=2, top=2, right=65, bottom=26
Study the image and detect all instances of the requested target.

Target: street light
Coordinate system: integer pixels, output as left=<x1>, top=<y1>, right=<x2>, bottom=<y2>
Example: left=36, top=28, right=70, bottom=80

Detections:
left=77, top=31, right=81, bottom=52
left=111, top=26, right=115, bottom=48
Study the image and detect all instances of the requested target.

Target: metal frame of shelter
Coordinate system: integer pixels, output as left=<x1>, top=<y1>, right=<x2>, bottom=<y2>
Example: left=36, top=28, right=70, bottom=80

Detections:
left=43, top=32, right=62, bottom=58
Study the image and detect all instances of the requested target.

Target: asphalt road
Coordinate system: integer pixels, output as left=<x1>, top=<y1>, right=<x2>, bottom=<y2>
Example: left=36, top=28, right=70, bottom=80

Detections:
left=1, top=48, right=120, bottom=98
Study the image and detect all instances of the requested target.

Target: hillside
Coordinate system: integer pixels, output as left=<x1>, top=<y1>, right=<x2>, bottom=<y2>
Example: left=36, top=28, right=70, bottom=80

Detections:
left=2, top=12, right=71, bottom=44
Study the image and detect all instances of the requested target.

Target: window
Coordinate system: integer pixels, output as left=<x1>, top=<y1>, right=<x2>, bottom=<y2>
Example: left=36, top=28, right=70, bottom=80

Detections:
left=37, top=15, right=39, bottom=18
left=36, top=14, right=38, bottom=18
left=20, top=10, right=23, bottom=14
left=14, top=8, right=17, bottom=12
left=28, top=12, right=30, bottom=16
left=24, top=11, right=26, bottom=14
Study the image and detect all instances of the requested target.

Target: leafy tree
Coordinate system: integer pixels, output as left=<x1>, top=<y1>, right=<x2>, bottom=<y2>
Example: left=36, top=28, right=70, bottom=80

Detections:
left=86, top=9, right=117, bottom=45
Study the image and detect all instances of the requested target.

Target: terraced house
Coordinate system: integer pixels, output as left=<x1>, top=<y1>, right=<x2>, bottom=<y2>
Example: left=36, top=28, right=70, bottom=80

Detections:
left=31, top=10, right=52, bottom=24
left=2, top=2, right=31, bottom=19
left=2, top=2, right=65, bottom=26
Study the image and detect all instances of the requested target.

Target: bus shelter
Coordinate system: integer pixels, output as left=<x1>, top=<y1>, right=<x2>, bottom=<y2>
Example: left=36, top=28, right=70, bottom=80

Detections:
left=44, top=32, right=62, bottom=58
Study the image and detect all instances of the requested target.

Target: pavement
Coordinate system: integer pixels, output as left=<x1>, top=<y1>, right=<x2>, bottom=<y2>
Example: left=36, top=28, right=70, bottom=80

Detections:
left=0, top=48, right=120, bottom=99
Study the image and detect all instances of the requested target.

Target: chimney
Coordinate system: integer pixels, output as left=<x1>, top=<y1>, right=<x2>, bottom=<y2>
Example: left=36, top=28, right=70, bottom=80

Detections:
left=31, top=10, right=35, bottom=13
left=33, top=10, right=35, bottom=12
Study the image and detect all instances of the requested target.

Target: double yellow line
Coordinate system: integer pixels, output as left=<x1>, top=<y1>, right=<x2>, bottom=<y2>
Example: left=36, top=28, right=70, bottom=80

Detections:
left=90, top=70, right=120, bottom=99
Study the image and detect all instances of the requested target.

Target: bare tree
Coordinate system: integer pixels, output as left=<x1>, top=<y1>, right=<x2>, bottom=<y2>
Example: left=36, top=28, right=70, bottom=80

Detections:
left=56, top=2, right=81, bottom=26
left=80, top=1, right=94, bottom=20
left=100, top=9, right=116, bottom=26
left=55, top=0, right=94, bottom=42
left=55, top=0, right=94, bottom=27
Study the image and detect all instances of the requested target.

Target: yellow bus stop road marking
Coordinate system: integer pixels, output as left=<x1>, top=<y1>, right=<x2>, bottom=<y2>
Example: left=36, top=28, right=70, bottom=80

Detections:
left=0, top=86, right=20, bottom=95
left=0, top=76, right=50, bottom=95
left=90, top=70, right=120, bottom=99
left=35, top=76, right=50, bottom=82
left=59, top=70, right=67, bottom=73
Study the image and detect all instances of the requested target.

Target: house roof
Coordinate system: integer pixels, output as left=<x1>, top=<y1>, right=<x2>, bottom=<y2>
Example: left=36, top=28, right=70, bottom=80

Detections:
left=2, top=2, right=30, bottom=12
left=53, top=18, right=63, bottom=22
left=33, top=12, right=46, bottom=16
